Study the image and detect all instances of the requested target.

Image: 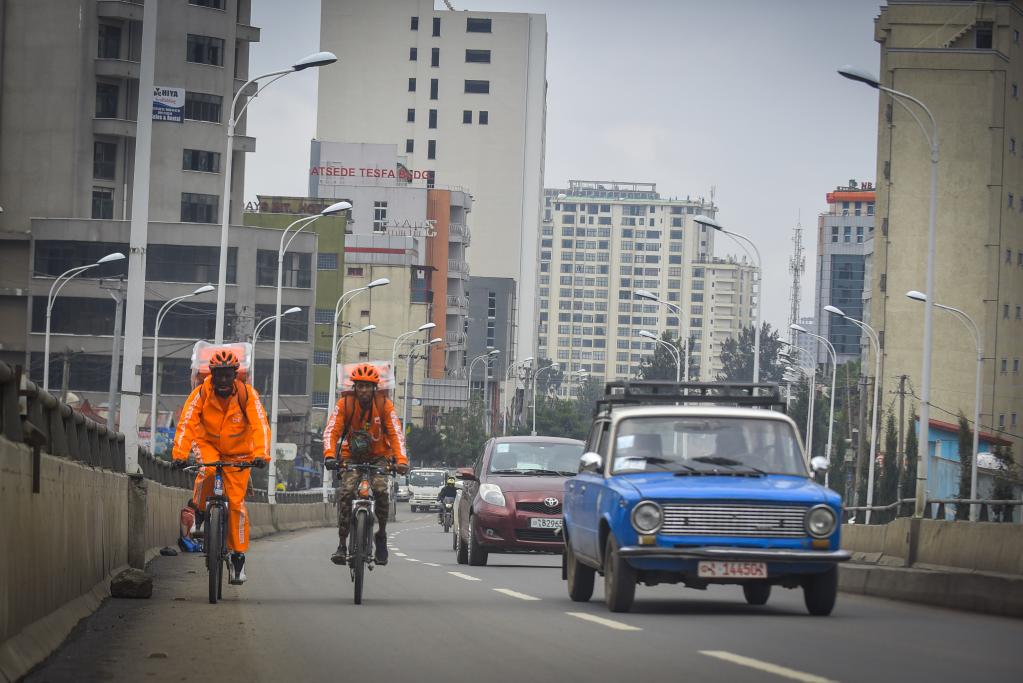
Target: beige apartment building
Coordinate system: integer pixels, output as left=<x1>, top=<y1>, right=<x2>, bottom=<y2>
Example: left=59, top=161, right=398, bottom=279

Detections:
left=870, top=0, right=1022, bottom=455
left=540, top=181, right=758, bottom=389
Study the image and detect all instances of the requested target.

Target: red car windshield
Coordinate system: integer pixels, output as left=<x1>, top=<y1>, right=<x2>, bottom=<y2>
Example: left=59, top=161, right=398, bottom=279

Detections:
left=488, top=442, right=583, bottom=475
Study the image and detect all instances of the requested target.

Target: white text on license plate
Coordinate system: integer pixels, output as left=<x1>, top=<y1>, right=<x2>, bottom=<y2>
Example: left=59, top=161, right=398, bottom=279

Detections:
left=697, top=561, right=767, bottom=578
left=529, top=517, right=563, bottom=529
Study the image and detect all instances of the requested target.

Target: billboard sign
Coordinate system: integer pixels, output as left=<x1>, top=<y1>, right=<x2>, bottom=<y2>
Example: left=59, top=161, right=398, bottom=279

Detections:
left=153, top=86, right=184, bottom=122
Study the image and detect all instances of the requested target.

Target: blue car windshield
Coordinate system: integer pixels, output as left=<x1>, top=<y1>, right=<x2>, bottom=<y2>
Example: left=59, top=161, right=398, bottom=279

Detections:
left=610, top=416, right=806, bottom=476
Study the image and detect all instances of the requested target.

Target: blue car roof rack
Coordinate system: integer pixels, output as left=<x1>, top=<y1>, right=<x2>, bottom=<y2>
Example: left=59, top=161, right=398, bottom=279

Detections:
left=595, top=380, right=785, bottom=415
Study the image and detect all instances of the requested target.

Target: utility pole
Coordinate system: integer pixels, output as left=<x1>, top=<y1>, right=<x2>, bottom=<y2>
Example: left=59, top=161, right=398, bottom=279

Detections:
left=852, top=374, right=869, bottom=519
left=60, top=350, right=72, bottom=404
left=894, top=374, right=908, bottom=505
left=101, top=278, right=126, bottom=430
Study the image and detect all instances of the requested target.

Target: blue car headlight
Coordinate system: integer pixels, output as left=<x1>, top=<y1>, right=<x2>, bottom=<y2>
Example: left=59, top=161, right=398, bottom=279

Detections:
left=805, top=505, right=837, bottom=538
left=631, top=501, right=663, bottom=534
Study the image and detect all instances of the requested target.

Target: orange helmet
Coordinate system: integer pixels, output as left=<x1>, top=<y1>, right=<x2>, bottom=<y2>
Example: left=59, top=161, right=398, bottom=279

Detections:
left=350, top=363, right=381, bottom=385
left=209, top=349, right=240, bottom=370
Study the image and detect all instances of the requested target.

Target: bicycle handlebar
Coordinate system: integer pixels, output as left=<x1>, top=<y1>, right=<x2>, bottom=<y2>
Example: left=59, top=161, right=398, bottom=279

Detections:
left=183, top=460, right=259, bottom=473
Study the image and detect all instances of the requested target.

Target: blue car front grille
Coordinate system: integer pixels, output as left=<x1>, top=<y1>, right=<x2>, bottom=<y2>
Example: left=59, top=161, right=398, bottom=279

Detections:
left=660, top=504, right=808, bottom=538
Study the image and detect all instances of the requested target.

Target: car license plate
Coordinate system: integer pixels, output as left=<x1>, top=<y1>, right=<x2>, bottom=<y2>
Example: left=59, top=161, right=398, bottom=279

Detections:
left=529, top=517, right=563, bottom=529
left=697, top=561, right=767, bottom=578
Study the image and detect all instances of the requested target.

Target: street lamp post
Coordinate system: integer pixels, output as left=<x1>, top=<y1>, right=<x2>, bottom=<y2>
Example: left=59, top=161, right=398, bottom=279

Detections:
left=839, top=66, right=939, bottom=520
left=391, top=322, right=436, bottom=418
left=502, top=357, right=533, bottom=435
left=334, top=324, right=376, bottom=361
left=792, top=324, right=838, bottom=486
left=328, top=277, right=390, bottom=410
left=639, top=330, right=681, bottom=382
left=826, top=304, right=881, bottom=522
left=403, top=338, right=443, bottom=429
left=692, top=216, right=762, bottom=383
left=635, top=290, right=688, bottom=381
left=531, top=362, right=559, bottom=436
left=251, top=306, right=302, bottom=363
left=907, top=290, right=984, bottom=521
left=268, top=202, right=350, bottom=503
left=149, top=285, right=214, bottom=437
left=43, top=252, right=126, bottom=392
left=467, top=349, right=499, bottom=432
left=213, top=51, right=338, bottom=343
left=783, top=344, right=818, bottom=460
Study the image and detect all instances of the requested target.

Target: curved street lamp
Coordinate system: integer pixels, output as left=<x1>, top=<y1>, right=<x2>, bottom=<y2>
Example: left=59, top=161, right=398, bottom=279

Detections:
left=403, top=337, right=444, bottom=430
left=502, top=356, right=533, bottom=435
left=329, top=277, right=390, bottom=410
left=148, top=284, right=214, bottom=436
left=839, top=65, right=939, bottom=520
left=907, top=290, right=984, bottom=520
left=214, top=51, right=339, bottom=342
left=792, top=323, right=837, bottom=484
left=392, top=322, right=437, bottom=416
left=531, top=362, right=559, bottom=436
left=635, top=289, right=689, bottom=381
left=639, top=329, right=681, bottom=382
left=43, top=251, right=126, bottom=392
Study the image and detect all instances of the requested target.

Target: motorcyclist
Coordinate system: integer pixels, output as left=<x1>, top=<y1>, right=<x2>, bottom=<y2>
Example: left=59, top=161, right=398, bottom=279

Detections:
left=437, top=476, right=458, bottom=524
left=323, top=363, right=408, bottom=565
left=172, top=349, right=270, bottom=585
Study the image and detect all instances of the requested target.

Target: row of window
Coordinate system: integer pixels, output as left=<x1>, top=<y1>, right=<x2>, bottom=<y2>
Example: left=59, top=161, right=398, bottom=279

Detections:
left=410, top=47, right=492, bottom=65
left=411, top=15, right=492, bottom=34
left=95, top=83, right=224, bottom=123
left=408, top=78, right=490, bottom=96
left=406, top=108, right=490, bottom=126
left=830, top=225, right=870, bottom=244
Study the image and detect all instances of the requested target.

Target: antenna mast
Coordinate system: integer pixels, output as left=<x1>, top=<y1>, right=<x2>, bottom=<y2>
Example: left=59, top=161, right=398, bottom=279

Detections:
left=787, top=217, right=805, bottom=348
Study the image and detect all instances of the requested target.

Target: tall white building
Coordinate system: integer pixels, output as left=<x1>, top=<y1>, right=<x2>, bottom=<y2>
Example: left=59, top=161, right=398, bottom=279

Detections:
left=541, top=181, right=756, bottom=389
left=316, top=0, right=548, bottom=364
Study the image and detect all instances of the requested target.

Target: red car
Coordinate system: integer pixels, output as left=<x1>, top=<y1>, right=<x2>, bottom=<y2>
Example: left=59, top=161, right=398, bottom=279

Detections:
left=455, top=436, right=585, bottom=566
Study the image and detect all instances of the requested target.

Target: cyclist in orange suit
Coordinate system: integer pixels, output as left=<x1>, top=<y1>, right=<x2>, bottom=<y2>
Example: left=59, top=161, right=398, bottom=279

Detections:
left=172, top=349, right=270, bottom=584
left=323, top=363, right=408, bottom=565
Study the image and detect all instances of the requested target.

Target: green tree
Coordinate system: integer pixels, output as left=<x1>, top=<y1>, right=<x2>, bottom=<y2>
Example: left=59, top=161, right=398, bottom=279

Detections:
left=717, top=322, right=785, bottom=383
left=406, top=424, right=444, bottom=467
left=637, top=331, right=684, bottom=381
left=534, top=357, right=564, bottom=396
left=900, top=408, right=919, bottom=512
left=955, top=412, right=974, bottom=520
left=990, top=446, right=1018, bottom=522
left=877, top=409, right=900, bottom=521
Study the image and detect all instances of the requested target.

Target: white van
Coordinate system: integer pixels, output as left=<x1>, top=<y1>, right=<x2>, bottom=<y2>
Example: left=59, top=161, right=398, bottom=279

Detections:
left=408, top=468, right=448, bottom=512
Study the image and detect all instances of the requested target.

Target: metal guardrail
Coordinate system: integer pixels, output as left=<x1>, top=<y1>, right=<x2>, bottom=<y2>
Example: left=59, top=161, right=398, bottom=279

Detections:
left=844, top=497, right=1022, bottom=523
left=276, top=489, right=335, bottom=505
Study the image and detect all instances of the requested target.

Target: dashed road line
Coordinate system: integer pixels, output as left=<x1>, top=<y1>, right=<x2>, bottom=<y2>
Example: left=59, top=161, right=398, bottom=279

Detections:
left=565, top=612, right=642, bottom=631
left=493, top=588, right=541, bottom=601
left=405, top=557, right=420, bottom=562
left=423, top=562, right=441, bottom=567
left=699, top=651, right=837, bottom=683
left=447, top=571, right=481, bottom=582
left=394, top=552, right=408, bottom=557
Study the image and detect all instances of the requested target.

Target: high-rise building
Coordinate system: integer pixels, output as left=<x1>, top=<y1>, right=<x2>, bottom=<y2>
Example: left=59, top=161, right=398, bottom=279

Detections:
left=0, top=0, right=280, bottom=430
left=813, top=181, right=876, bottom=366
left=871, top=1, right=1022, bottom=455
left=316, top=0, right=547, bottom=365
left=541, top=181, right=752, bottom=389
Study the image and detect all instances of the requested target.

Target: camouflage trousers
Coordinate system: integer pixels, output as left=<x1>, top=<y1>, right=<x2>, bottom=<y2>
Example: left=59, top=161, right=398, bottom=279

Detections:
left=336, top=468, right=391, bottom=541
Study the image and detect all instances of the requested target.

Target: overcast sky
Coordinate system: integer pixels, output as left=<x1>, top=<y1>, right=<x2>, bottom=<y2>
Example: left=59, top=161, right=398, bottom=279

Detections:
left=245, top=0, right=883, bottom=330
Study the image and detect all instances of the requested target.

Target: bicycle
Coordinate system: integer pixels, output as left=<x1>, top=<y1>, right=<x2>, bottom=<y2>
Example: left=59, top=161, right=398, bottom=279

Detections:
left=329, top=460, right=393, bottom=605
left=184, top=460, right=257, bottom=604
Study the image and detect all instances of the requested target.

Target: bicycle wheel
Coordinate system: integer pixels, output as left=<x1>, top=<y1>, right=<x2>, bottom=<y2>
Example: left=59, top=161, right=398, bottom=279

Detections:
left=207, top=505, right=224, bottom=604
left=352, top=510, right=368, bottom=605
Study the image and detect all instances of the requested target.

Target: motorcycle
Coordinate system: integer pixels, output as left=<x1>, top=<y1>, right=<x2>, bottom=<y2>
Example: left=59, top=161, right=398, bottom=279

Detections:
left=439, top=496, right=455, bottom=533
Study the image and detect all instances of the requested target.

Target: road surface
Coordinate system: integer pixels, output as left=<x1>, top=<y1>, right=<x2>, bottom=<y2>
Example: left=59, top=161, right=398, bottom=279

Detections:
left=28, top=504, right=1023, bottom=682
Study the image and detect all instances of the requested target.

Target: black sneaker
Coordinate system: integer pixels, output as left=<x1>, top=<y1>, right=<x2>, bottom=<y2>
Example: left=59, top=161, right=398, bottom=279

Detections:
left=229, top=553, right=246, bottom=585
left=331, top=543, right=347, bottom=565
left=374, top=534, right=388, bottom=565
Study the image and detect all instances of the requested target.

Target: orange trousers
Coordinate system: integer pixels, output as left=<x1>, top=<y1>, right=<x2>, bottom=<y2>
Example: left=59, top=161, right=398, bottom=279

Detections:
left=192, top=462, right=252, bottom=553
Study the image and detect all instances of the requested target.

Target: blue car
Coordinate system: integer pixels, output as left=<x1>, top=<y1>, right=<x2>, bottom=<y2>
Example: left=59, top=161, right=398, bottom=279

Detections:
left=562, top=382, right=850, bottom=615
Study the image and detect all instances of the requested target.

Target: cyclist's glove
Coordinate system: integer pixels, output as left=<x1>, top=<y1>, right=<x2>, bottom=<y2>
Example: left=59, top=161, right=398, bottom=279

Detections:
left=324, top=458, right=340, bottom=471
left=172, top=459, right=188, bottom=470
left=252, top=458, right=268, bottom=469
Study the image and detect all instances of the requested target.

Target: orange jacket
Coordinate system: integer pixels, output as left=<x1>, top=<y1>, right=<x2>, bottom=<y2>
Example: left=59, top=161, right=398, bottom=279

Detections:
left=172, top=377, right=270, bottom=462
left=322, top=393, right=408, bottom=466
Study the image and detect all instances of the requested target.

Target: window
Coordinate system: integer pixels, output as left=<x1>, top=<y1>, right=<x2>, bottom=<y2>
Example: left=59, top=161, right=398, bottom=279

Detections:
left=408, top=77, right=417, bottom=92
left=314, top=309, right=334, bottom=325
left=95, top=82, right=118, bottom=118
left=182, top=149, right=220, bottom=173
left=146, top=244, right=236, bottom=284
left=1008, top=249, right=1013, bottom=264
left=428, top=140, right=436, bottom=159
left=92, top=188, right=114, bottom=219
left=347, top=267, right=364, bottom=277
left=466, top=17, right=492, bottom=32
left=1014, top=83, right=1019, bottom=99
left=429, top=108, right=437, bottom=128
left=465, top=49, right=491, bottom=63
left=93, top=141, right=117, bottom=180
left=373, top=202, right=388, bottom=232
left=433, top=16, right=441, bottom=37
left=318, top=253, right=338, bottom=270
left=1017, top=305, right=1022, bottom=320
left=856, top=226, right=864, bottom=243
left=464, top=80, right=490, bottom=94
left=257, top=250, right=310, bottom=288
left=1015, top=359, right=1021, bottom=373
left=1009, top=193, right=1015, bottom=209
left=462, top=110, right=472, bottom=124
left=189, top=0, right=225, bottom=7
left=313, top=351, right=331, bottom=366
left=430, top=78, right=439, bottom=99
left=411, top=16, right=419, bottom=30
left=1012, top=138, right=1017, bottom=155
left=409, top=47, right=418, bottom=61
left=98, top=24, right=121, bottom=59
left=254, top=305, right=308, bottom=342
left=1004, top=304, right=1010, bottom=319
left=1002, top=359, right=1009, bottom=373
left=184, top=92, right=222, bottom=122
left=431, top=47, right=440, bottom=67
left=843, top=226, right=851, bottom=243
left=479, top=110, right=489, bottom=125
left=186, top=34, right=225, bottom=66
left=180, top=192, right=218, bottom=223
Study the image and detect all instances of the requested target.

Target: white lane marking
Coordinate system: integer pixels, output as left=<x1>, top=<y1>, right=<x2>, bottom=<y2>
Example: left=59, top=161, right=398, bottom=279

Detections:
left=423, top=562, right=441, bottom=567
left=565, top=612, right=641, bottom=631
left=394, top=552, right=408, bottom=557
left=405, top=558, right=420, bottom=563
left=447, top=571, right=481, bottom=582
left=699, top=651, right=838, bottom=683
left=493, top=588, right=541, bottom=601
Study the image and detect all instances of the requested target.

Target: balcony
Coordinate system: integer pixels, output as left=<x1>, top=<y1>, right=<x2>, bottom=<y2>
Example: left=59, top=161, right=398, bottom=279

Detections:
left=448, top=222, right=471, bottom=245
left=93, top=117, right=136, bottom=138
left=95, top=58, right=140, bottom=80
left=97, top=0, right=143, bottom=21
left=233, top=134, right=256, bottom=153
left=445, top=331, right=467, bottom=347
left=447, top=259, right=470, bottom=279
left=446, top=295, right=468, bottom=315
left=237, top=23, right=261, bottom=43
